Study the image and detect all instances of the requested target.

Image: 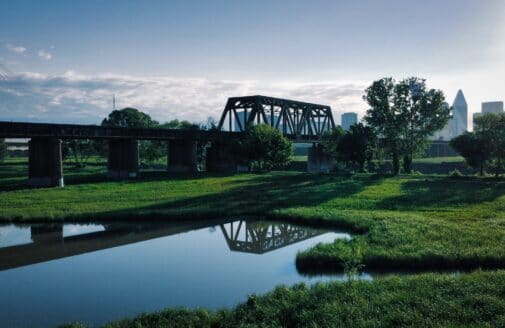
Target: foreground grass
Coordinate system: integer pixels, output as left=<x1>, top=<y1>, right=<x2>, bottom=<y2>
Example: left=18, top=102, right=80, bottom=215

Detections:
left=60, top=271, right=505, bottom=328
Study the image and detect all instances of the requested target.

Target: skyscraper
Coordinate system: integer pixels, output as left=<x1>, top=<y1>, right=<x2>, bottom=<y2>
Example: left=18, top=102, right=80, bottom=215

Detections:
left=482, top=101, right=504, bottom=114
left=341, top=112, right=358, bottom=130
left=432, top=90, right=467, bottom=140
left=451, top=89, right=468, bottom=137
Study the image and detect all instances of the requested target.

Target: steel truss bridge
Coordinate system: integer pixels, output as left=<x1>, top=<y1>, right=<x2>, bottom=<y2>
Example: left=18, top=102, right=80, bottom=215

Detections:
left=218, top=95, right=335, bottom=142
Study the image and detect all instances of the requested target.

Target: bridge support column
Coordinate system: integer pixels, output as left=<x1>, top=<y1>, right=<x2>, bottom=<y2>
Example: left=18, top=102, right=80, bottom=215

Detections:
left=308, top=144, right=333, bottom=173
left=206, top=141, right=238, bottom=173
left=167, top=140, right=198, bottom=173
left=28, top=137, right=64, bottom=187
left=31, top=224, right=63, bottom=243
left=107, top=139, right=139, bottom=179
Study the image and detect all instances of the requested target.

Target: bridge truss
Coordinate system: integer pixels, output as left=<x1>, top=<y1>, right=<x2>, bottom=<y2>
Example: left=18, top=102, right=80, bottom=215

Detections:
left=217, top=95, right=335, bottom=142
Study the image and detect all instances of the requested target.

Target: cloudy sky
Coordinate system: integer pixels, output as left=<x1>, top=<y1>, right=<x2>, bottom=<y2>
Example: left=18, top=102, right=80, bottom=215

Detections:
left=0, top=0, right=504, bottom=126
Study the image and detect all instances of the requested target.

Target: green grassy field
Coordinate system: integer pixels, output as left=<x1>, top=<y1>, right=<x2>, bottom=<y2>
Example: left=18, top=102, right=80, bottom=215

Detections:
left=3, top=156, right=505, bottom=327
left=61, top=271, right=505, bottom=328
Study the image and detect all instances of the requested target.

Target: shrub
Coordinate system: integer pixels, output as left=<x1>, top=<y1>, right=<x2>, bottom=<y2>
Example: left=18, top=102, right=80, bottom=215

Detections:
left=449, top=169, right=463, bottom=178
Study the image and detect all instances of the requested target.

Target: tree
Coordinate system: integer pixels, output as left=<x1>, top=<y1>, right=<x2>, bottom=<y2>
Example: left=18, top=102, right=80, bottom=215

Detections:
left=338, top=123, right=376, bottom=172
left=321, top=126, right=346, bottom=162
left=364, top=77, right=450, bottom=174
left=395, top=77, right=450, bottom=173
left=62, top=139, right=97, bottom=167
left=0, top=138, right=7, bottom=162
left=241, top=124, right=292, bottom=171
left=450, top=132, right=489, bottom=176
left=363, top=78, right=402, bottom=174
left=474, top=113, right=505, bottom=177
left=101, top=107, right=162, bottom=163
left=101, top=107, right=159, bottom=129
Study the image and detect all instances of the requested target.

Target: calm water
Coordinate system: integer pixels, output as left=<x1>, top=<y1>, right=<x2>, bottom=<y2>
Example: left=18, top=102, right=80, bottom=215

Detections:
left=0, top=219, right=360, bottom=327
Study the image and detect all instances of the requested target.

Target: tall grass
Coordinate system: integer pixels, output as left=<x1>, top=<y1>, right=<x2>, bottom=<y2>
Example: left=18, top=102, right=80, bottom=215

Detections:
left=60, top=271, right=505, bottom=328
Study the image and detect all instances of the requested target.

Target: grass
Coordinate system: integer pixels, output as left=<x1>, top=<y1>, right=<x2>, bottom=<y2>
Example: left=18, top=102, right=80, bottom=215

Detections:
left=5, top=156, right=505, bottom=326
left=60, top=270, right=505, bottom=328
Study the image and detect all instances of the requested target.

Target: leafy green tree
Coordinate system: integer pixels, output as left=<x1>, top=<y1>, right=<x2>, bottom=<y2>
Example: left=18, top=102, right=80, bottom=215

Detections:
left=62, top=139, right=97, bottom=167
left=395, top=77, right=450, bottom=173
left=474, top=113, right=505, bottom=177
left=0, top=138, right=7, bottom=162
left=338, top=123, right=376, bottom=172
left=363, top=78, right=402, bottom=174
left=101, top=107, right=162, bottom=163
left=241, top=124, right=292, bottom=171
left=364, top=77, right=450, bottom=174
left=450, top=132, right=489, bottom=176
left=321, top=126, right=346, bottom=161
left=101, top=107, right=159, bottom=129
left=160, top=119, right=197, bottom=130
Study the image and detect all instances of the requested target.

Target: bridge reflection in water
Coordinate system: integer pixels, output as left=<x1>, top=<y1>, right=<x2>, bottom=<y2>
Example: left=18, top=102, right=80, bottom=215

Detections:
left=0, top=219, right=341, bottom=271
left=221, top=220, right=328, bottom=254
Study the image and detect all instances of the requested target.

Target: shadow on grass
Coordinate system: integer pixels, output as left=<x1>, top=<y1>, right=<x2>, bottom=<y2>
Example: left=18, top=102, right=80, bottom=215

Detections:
left=0, top=161, right=239, bottom=192
left=378, top=176, right=505, bottom=210
left=67, top=173, right=384, bottom=223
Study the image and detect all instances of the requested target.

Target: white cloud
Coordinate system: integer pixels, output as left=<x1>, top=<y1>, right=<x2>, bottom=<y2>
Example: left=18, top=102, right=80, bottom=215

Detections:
left=6, top=44, right=26, bottom=54
left=0, top=71, right=368, bottom=125
left=37, top=49, right=52, bottom=60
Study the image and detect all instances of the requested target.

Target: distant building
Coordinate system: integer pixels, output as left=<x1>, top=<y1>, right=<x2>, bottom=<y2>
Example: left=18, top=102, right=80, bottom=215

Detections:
left=452, top=89, right=468, bottom=136
left=432, top=90, right=467, bottom=140
left=341, top=112, right=358, bottom=130
left=471, top=101, right=504, bottom=130
left=482, top=101, right=504, bottom=114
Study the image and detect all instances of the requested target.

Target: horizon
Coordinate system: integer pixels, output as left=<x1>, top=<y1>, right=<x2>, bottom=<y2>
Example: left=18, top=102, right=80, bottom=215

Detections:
left=1, top=0, right=504, bottom=127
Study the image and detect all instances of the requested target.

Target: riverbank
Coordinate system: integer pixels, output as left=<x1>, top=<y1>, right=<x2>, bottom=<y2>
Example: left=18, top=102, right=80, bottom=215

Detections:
left=60, top=270, right=505, bottom=327
left=3, top=159, right=505, bottom=326
left=2, top=159, right=505, bottom=272
left=2, top=160, right=505, bottom=272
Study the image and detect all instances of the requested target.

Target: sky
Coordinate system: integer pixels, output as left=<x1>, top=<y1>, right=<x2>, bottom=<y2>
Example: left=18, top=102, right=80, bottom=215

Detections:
left=0, top=0, right=504, bottom=126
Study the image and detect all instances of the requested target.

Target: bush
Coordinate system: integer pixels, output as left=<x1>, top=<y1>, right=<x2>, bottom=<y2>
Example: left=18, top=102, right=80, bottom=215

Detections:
left=241, top=124, right=292, bottom=171
left=449, top=169, right=463, bottom=178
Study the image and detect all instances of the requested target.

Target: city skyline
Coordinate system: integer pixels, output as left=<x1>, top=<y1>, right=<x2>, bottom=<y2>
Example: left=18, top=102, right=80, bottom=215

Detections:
left=0, top=0, right=504, bottom=127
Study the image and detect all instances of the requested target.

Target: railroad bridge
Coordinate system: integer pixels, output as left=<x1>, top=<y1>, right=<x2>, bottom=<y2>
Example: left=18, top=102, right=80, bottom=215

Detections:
left=0, top=95, right=335, bottom=187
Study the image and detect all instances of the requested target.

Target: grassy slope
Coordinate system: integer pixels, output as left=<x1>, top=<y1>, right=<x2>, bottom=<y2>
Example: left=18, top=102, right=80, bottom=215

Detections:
left=61, top=271, right=505, bottom=328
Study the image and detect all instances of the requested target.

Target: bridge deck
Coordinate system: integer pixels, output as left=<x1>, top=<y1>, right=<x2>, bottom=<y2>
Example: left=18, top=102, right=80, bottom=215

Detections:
left=0, top=121, right=320, bottom=142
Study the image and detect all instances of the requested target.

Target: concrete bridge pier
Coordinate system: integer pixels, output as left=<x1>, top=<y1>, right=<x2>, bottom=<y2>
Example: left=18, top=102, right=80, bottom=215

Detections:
left=107, top=139, right=139, bottom=179
left=307, top=144, right=333, bottom=173
left=206, top=141, right=238, bottom=173
left=31, top=224, right=63, bottom=243
left=28, top=137, right=64, bottom=187
left=167, top=140, right=198, bottom=173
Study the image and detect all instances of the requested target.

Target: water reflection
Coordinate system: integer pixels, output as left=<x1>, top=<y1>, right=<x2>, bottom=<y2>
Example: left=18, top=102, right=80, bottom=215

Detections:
left=0, top=219, right=351, bottom=271
left=221, top=220, right=349, bottom=254
left=0, top=219, right=353, bottom=327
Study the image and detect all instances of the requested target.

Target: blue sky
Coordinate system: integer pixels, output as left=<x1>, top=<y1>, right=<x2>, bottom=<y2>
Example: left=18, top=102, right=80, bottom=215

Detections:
left=0, top=0, right=504, bottom=125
